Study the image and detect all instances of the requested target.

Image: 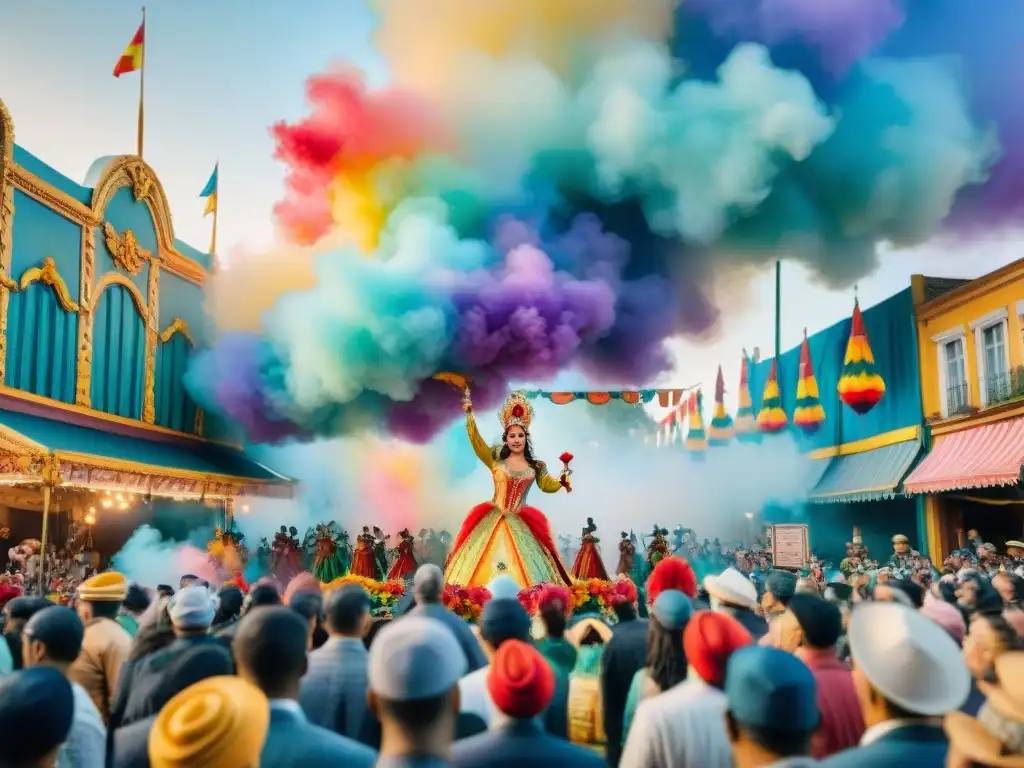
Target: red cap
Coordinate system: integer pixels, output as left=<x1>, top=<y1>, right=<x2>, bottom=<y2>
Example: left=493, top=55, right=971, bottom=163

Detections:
left=683, top=611, right=753, bottom=687
left=648, top=557, right=698, bottom=601
left=487, top=640, right=555, bottom=719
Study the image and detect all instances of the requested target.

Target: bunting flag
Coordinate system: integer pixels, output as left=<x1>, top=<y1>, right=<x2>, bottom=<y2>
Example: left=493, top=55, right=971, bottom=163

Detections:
left=837, top=299, right=886, bottom=415
left=708, top=365, right=734, bottom=446
left=757, top=360, right=788, bottom=433
left=793, top=331, right=826, bottom=435
left=522, top=387, right=696, bottom=406
left=735, top=351, right=758, bottom=441
left=685, top=391, right=707, bottom=455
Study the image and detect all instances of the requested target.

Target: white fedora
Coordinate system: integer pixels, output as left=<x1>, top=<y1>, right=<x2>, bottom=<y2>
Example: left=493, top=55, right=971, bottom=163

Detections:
left=703, top=567, right=757, bottom=610
left=848, top=601, right=970, bottom=716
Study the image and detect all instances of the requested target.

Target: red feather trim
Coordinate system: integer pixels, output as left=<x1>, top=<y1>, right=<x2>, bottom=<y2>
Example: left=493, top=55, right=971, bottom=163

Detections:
left=648, top=556, right=698, bottom=601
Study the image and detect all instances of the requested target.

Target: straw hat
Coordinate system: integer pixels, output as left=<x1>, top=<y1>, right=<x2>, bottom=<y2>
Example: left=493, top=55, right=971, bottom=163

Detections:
left=703, top=568, right=757, bottom=610
left=945, top=652, right=1024, bottom=767
left=848, top=601, right=970, bottom=716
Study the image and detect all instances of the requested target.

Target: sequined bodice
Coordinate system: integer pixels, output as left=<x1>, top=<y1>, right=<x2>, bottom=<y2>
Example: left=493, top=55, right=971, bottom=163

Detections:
left=491, top=461, right=536, bottom=512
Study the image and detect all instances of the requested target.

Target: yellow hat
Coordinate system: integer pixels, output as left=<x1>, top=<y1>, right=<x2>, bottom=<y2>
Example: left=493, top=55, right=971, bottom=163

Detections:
left=78, top=571, right=127, bottom=602
left=891, top=534, right=910, bottom=544
left=149, top=676, right=269, bottom=768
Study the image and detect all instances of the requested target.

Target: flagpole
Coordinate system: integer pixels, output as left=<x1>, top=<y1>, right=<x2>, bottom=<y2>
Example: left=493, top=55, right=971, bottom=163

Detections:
left=210, top=184, right=219, bottom=259
left=137, top=6, right=146, bottom=158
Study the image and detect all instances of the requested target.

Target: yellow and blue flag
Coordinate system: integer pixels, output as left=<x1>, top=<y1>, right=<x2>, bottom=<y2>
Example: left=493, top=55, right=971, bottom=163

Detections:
left=199, top=164, right=218, bottom=217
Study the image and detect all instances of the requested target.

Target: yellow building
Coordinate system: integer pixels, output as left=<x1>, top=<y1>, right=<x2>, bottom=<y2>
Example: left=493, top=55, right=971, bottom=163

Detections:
left=905, top=265, right=1024, bottom=562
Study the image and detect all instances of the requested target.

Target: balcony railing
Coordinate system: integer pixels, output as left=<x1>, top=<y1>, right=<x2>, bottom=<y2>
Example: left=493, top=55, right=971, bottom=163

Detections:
left=945, top=381, right=971, bottom=415
left=980, top=366, right=1024, bottom=407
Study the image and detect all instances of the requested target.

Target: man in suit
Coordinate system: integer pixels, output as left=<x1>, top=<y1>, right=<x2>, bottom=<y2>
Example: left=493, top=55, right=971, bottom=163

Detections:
left=822, top=601, right=971, bottom=767
left=452, top=639, right=604, bottom=768
left=299, top=584, right=373, bottom=741
left=235, top=605, right=377, bottom=767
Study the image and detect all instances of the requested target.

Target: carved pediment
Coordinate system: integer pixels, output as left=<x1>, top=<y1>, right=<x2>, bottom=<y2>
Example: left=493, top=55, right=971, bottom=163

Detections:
left=125, top=160, right=154, bottom=203
left=103, top=222, right=152, bottom=276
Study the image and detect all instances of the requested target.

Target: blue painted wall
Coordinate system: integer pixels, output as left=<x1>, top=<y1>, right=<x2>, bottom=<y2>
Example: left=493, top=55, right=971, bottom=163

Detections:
left=6, top=190, right=81, bottom=402
left=89, top=284, right=146, bottom=419
left=748, top=288, right=922, bottom=448
left=5, top=140, right=214, bottom=435
left=156, top=334, right=197, bottom=432
left=6, top=285, right=77, bottom=403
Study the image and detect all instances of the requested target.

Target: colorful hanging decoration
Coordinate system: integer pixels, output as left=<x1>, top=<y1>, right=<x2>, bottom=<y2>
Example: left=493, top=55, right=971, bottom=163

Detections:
left=735, top=351, right=758, bottom=441
left=708, top=365, right=734, bottom=446
left=523, top=388, right=696, bottom=406
left=837, top=299, right=886, bottom=415
left=793, top=330, right=826, bottom=435
left=685, top=391, right=707, bottom=456
left=757, top=360, right=788, bottom=433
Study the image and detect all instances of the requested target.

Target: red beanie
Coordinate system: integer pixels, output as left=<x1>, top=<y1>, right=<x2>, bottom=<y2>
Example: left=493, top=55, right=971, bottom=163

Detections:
left=487, top=640, right=555, bottom=719
left=648, top=557, right=698, bottom=601
left=683, top=611, right=753, bottom=687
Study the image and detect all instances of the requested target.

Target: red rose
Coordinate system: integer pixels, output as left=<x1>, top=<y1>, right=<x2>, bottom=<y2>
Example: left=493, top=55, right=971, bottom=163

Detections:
left=559, top=452, right=574, bottom=464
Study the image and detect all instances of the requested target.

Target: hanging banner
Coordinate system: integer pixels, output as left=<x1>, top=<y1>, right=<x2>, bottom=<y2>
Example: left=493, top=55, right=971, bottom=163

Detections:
left=523, top=386, right=699, bottom=407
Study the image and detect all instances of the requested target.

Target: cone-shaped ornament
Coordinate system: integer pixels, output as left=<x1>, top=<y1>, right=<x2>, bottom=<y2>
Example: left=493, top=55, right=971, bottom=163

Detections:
left=685, top=391, right=707, bottom=456
left=757, top=360, right=788, bottom=433
left=793, top=331, right=825, bottom=435
left=838, top=299, right=886, bottom=415
left=735, top=351, right=758, bottom=441
left=708, top=365, right=734, bottom=446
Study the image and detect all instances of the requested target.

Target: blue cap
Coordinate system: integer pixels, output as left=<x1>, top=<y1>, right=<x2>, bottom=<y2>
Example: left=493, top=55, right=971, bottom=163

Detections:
left=725, top=646, right=818, bottom=732
left=651, top=589, right=693, bottom=630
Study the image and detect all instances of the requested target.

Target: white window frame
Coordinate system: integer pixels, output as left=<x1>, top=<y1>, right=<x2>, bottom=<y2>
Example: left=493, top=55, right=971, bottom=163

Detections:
left=971, top=307, right=1011, bottom=407
left=932, top=326, right=969, bottom=417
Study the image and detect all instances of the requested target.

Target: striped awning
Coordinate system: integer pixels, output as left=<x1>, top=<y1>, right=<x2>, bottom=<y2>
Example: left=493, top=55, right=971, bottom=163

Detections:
left=904, top=417, right=1024, bottom=494
left=809, top=440, right=921, bottom=504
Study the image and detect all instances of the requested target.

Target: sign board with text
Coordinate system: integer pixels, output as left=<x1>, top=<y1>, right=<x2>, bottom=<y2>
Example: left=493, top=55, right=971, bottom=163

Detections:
left=771, top=524, right=810, bottom=570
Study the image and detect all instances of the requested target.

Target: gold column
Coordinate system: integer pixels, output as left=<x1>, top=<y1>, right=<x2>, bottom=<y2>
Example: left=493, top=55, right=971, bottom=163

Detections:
left=142, top=261, right=159, bottom=423
left=0, top=100, right=15, bottom=386
left=75, top=226, right=96, bottom=406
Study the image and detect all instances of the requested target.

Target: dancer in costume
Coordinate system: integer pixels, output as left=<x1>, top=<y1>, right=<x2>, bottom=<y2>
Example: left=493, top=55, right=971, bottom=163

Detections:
left=388, top=528, right=419, bottom=580
left=572, top=518, right=609, bottom=581
left=270, top=526, right=304, bottom=585
left=372, top=527, right=390, bottom=580
left=616, top=532, right=635, bottom=578
left=445, top=390, right=573, bottom=588
left=350, top=526, right=378, bottom=579
left=309, top=522, right=349, bottom=583
left=645, top=527, right=669, bottom=571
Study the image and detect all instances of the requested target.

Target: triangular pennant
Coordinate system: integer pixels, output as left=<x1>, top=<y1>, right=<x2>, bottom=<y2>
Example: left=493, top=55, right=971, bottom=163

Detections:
left=708, top=365, right=734, bottom=446
left=757, top=360, right=788, bottom=433
left=793, top=331, right=825, bottom=435
left=685, top=391, right=707, bottom=455
left=838, top=299, right=886, bottom=415
left=735, top=350, right=758, bottom=441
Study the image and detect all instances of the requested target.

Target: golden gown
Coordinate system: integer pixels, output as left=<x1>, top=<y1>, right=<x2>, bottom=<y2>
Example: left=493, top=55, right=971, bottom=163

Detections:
left=444, top=412, right=573, bottom=588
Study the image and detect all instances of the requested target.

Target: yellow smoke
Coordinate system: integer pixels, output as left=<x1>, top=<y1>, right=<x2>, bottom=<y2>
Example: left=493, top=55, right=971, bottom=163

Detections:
left=371, top=0, right=675, bottom=93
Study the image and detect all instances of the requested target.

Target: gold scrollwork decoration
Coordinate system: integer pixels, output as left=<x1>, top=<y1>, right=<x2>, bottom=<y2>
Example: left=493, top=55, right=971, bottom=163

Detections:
left=75, top=226, right=96, bottom=407
left=142, top=263, right=160, bottom=423
left=125, top=160, right=154, bottom=203
left=18, top=257, right=80, bottom=313
left=103, top=222, right=150, bottom=276
left=90, top=272, right=147, bottom=318
left=159, top=317, right=194, bottom=346
left=0, top=97, right=15, bottom=384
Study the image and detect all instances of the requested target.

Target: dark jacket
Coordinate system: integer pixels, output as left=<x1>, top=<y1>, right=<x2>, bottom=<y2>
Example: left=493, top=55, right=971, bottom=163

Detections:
left=600, top=617, right=647, bottom=765
left=261, top=702, right=376, bottom=767
left=451, top=719, right=605, bottom=768
left=822, top=722, right=949, bottom=768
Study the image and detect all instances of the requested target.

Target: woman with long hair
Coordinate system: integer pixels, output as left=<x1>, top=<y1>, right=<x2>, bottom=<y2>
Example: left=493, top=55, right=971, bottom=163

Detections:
left=444, top=390, right=573, bottom=588
left=621, top=590, right=691, bottom=742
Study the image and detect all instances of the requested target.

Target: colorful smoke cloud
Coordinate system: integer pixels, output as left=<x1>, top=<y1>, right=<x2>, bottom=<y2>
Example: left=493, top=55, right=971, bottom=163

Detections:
left=190, top=1, right=1016, bottom=444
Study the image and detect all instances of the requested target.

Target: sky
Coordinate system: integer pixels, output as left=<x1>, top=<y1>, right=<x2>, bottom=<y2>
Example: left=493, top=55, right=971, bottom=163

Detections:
left=2, top=0, right=1021, bottom=430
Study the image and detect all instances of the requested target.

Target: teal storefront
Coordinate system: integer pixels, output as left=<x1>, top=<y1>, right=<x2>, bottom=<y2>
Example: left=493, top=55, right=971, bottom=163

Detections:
left=747, top=288, right=928, bottom=566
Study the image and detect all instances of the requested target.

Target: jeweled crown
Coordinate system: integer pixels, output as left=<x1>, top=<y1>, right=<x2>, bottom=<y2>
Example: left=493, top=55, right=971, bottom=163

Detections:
left=498, top=391, right=534, bottom=432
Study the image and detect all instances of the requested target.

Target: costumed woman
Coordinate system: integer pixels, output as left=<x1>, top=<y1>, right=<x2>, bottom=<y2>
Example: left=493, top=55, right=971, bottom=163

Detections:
left=616, top=532, right=636, bottom=578
left=388, top=528, right=419, bottom=581
left=309, top=522, right=349, bottom=583
left=270, top=526, right=304, bottom=585
left=350, top=526, right=378, bottom=579
left=572, top=518, right=609, bottom=581
left=445, top=389, right=573, bottom=588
